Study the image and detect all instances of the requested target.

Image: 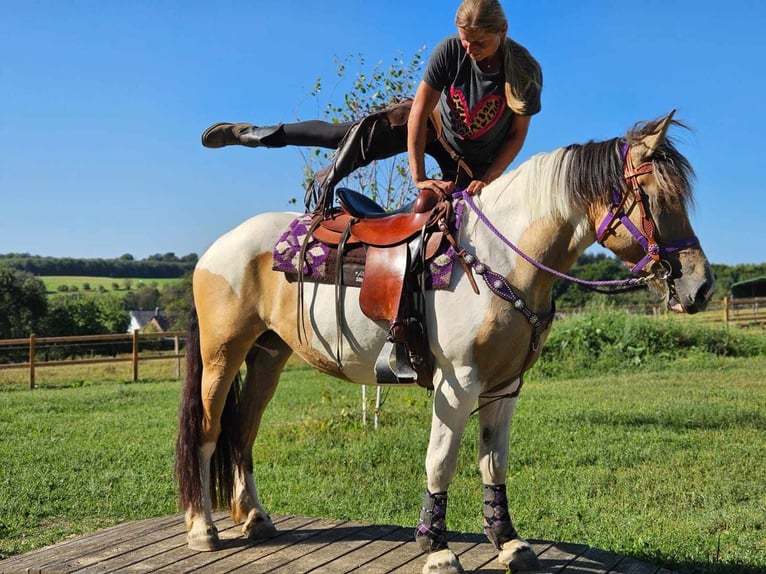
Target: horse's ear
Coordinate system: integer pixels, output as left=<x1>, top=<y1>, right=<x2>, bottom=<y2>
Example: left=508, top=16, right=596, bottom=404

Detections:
left=631, top=109, right=676, bottom=165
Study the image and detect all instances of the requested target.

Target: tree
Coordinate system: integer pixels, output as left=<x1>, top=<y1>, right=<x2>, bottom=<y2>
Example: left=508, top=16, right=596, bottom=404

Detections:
left=0, top=268, right=48, bottom=338
left=122, top=285, right=161, bottom=311
left=300, top=49, right=429, bottom=209
left=97, top=297, right=130, bottom=333
left=44, top=297, right=104, bottom=336
left=160, top=273, right=194, bottom=330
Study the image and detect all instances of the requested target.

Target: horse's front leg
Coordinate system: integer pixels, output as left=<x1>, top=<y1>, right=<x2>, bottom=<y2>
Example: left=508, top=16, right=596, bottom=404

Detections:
left=478, top=380, right=540, bottom=571
left=418, top=367, right=480, bottom=574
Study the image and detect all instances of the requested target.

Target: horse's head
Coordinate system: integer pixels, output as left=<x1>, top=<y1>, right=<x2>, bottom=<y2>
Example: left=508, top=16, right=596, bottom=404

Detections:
left=592, top=111, right=715, bottom=313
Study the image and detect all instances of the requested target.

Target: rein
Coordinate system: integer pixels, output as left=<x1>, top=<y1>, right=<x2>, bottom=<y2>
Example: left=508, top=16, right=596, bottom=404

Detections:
left=459, top=191, right=648, bottom=292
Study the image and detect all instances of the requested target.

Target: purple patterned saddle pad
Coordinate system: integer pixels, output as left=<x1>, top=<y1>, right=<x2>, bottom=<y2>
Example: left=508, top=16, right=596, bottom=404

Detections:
left=272, top=214, right=457, bottom=289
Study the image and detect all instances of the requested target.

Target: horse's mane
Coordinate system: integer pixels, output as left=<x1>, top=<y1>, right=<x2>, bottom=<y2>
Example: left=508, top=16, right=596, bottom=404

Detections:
left=559, top=118, right=695, bottom=210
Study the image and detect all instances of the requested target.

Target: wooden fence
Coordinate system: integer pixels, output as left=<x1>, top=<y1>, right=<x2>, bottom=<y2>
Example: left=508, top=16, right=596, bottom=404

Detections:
left=558, top=297, right=766, bottom=327
left=1, top=297, right=762, bottom=390
left=0, top=331, right=186, bottom=389
left=720, top=296, right=765, bottom=326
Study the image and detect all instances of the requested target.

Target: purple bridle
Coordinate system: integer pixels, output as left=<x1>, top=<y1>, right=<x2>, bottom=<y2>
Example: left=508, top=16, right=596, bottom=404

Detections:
left=595, top=142, right=699, bottom=276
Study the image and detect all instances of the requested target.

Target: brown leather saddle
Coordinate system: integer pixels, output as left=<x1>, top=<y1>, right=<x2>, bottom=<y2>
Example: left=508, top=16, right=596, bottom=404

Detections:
left=305, top=187, right=453, bottom=389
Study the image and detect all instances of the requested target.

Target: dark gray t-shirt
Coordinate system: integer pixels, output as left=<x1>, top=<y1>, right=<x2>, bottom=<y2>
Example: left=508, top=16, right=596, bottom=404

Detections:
left=423, top=35, right=541, bottom=177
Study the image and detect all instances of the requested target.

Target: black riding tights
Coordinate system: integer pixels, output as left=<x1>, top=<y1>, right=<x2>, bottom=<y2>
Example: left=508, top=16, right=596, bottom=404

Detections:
left=278, top=120, right=461, bottom=183
left=281, top=120, right=352, bottom=149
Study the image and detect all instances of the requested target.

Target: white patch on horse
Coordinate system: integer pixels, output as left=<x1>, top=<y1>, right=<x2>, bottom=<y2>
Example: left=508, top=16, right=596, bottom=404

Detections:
left=479, top=148, right=593, bottom=254
left=197, top=212, right=299, bottom=297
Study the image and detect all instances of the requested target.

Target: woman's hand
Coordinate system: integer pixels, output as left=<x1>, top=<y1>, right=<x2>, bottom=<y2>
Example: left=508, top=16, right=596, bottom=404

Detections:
left=416, top=179, right=455, bottom=196
left=465, top=179, right=487, bottom=196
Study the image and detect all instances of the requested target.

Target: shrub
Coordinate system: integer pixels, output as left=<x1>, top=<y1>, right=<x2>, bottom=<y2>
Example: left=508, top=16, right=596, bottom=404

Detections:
left=536, top=308, right=766, bottom=378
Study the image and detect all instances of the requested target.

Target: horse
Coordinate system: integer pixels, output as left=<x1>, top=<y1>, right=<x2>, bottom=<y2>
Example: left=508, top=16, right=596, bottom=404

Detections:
left=175, top=112, right=714, bottom=574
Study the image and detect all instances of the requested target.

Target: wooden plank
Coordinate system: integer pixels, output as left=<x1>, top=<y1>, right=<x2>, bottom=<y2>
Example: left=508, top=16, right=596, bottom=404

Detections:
left=251, top=522, right=397, bottom=573
left=56, top=513, right=235, bottom=573
left=0, top=519, right=134, bottom=566
left=201, top=518, right=369, bottom=573
left=535, top=541, right=590, bottom=573
left=319, top=526, right=415, bottom=574
left=73, top=527, right=189, bottom=573
left=139, top=515, right=320, bottom=573
left=0, top=515, right=182, bottom=572
left=233, top=520, right=371, bottom=573
left=559, top=546, right=622, bottom=573
left=68, top=512, right=242, bottom=573
left=73, top=513, right=279, bottom=574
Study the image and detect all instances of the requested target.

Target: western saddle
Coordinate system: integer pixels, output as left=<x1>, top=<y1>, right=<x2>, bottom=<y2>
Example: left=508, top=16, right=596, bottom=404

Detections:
left=302, top=186, right=455, bottom=390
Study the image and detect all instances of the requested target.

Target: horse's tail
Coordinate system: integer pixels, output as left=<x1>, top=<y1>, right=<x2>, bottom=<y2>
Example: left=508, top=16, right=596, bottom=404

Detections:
left=174, top=305, right=242, bottom=511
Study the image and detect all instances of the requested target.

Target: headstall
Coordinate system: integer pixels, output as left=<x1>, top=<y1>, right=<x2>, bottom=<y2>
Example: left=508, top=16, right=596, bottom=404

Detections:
left=596, top=142, right=699, bottom=278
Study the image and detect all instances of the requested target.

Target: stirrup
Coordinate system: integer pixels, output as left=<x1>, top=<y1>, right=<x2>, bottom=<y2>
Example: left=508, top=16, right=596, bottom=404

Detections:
left=374, top=340, right=417, bottom=384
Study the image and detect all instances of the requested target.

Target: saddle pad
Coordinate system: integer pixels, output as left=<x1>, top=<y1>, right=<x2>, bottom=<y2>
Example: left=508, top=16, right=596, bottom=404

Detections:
left=272, top=214, right=458, bottom=289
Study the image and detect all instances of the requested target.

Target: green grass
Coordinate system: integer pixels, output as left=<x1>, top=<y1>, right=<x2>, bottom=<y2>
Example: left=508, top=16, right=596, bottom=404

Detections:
left=0, top=358, right=764, bottom=573
left=39, top=276, right=179, bottom=295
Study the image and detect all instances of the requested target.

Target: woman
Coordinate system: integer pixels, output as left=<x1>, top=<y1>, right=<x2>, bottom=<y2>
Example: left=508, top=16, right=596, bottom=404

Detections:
left=201, top=0, right=541, bottom=199
left=409, top=0, right=542, bottom=196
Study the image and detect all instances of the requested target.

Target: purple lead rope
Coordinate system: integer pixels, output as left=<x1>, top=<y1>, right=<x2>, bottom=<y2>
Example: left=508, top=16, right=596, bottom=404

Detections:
left=457, top=191, right=648, bottom=290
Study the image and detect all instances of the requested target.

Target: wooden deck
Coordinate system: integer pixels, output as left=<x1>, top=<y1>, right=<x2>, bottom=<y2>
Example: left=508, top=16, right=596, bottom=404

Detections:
left=0, top=512, right=678, bottom=574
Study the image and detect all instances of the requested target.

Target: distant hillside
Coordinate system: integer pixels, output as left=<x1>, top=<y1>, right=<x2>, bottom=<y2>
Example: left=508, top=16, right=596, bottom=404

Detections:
left=2, top=252, right=764, bottom=304
left=0, top=252, right=197, bottom=279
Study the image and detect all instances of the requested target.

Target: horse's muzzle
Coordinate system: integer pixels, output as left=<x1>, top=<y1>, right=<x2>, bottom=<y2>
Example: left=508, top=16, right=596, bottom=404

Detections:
left=668, top=270, right=715, bottom=315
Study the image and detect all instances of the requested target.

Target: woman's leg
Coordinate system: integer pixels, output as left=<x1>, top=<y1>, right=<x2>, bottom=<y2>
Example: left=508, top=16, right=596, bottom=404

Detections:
left=202, top=120, right=352, bottom=149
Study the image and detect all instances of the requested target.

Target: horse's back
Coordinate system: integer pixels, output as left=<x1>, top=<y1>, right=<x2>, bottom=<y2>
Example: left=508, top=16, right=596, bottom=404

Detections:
left=194, top=212, right=296, bottom=301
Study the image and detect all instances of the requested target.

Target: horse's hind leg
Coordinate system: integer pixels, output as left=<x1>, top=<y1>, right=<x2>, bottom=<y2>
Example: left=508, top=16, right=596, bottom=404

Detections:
left=185, top=337, right=252, bottom=551
left=231, top=330, right=293, bottom=540
left=478, top=382, right=540, bottom=571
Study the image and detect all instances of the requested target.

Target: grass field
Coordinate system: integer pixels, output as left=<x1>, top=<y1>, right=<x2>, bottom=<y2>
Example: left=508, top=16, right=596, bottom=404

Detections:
left=39, top=276, right=179, bottom=294
left=0, top=355, right=764, bottom=573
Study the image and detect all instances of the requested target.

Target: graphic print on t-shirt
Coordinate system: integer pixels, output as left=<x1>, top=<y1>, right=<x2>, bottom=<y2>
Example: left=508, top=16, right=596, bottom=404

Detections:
left=449, top=87, right=504, bottom=140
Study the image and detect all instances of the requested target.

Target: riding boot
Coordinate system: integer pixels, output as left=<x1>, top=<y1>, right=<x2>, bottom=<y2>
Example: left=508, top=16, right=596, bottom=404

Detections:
left=201, top=123, right=286, bottom=149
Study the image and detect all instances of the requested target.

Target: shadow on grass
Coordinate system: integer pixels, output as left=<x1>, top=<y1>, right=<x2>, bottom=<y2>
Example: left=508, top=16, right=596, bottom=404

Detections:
left=584, top=410, right=766, bottom=432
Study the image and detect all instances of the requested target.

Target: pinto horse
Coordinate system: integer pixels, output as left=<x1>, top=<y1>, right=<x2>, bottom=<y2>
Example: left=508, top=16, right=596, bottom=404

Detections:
left=175, top=112, right=714, bottom=574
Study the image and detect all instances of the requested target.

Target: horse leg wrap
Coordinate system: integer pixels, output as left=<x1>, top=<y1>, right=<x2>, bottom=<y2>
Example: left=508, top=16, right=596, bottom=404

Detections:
left=483, top=484, right=518, bottom=550
left=415, top=490, right=449, bottom=553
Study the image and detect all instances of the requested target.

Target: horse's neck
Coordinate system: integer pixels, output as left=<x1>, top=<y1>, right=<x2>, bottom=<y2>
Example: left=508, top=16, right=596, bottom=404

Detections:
left=465, top=149, right=593, bottom=298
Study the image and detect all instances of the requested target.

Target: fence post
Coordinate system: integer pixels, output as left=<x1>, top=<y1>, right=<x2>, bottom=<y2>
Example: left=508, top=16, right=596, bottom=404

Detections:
left=174, top=335, right=181, bottom=378
left=722, top=296, right=729, bottom=325
left=132, top=329, right=139, bottom=382
left=29, top=333, right=36, bottom=390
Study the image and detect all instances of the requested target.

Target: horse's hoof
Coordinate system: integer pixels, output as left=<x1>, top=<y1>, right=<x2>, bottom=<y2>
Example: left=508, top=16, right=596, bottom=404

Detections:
left=422, top=548, right=465, bottom=574
left=187, top=525, right=220, bottom=552
left=499, top=538, right=540, bottom=571
left=242, top=514, right=277, bottom=539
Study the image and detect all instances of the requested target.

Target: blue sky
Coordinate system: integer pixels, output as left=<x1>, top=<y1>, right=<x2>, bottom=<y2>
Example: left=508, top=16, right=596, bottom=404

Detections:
left=1, top=1, right=764, bottom=265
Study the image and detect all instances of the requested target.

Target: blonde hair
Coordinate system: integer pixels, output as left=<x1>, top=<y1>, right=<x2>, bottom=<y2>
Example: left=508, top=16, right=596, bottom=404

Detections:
left=456, top=0, right=541, bottom=115
left=455, top=0, right=507, bottom=33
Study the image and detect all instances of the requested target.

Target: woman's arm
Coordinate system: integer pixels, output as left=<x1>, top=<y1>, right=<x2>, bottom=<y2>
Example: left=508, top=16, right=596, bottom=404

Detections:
left=466, top=114, right=531, bottom=195
left=407, top=81, right=456, bottom=195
